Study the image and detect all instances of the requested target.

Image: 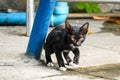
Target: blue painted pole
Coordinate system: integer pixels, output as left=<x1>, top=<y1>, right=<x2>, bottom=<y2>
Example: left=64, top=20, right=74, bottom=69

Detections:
left=26, top=0, right=56, bottom=59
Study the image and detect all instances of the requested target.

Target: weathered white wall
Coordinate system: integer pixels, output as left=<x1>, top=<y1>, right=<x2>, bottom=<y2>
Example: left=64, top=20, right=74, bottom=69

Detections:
left=0, top=0, right=26, bottom=11
left=99, top=4, right=120, bottom=13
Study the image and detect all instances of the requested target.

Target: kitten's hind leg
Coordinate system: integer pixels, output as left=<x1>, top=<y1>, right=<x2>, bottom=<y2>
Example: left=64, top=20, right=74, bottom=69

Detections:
left=45, top=52, right=54, bottom=67
left=55, top=50, right=67, bottom=71
left=47, top=62, right=54, bottom=67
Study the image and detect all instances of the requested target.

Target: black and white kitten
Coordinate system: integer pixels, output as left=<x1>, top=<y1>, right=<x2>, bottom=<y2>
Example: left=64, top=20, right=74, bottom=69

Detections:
left=44, top=21, right=89, bottom=71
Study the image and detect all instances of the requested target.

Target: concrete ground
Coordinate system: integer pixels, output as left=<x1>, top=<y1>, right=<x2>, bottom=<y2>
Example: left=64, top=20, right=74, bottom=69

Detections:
left=0, top=19, right=120, bottom=80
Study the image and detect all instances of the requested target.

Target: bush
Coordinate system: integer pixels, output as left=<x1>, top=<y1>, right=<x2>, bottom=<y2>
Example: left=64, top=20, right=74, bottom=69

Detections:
left=76, top=3, right=101, bottom=13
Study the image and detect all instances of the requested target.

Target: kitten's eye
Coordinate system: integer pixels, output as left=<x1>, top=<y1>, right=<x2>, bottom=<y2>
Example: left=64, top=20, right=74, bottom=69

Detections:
left=80, top=37, right=84, bottom=41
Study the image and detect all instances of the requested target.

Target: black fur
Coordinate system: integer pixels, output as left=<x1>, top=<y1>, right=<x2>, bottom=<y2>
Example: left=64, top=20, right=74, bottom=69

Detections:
left=44, top=21, right=89, bottom=68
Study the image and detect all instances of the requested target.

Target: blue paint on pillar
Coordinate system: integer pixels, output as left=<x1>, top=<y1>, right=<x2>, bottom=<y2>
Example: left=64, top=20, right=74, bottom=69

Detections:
left=26, top=0, right=56, bottom=59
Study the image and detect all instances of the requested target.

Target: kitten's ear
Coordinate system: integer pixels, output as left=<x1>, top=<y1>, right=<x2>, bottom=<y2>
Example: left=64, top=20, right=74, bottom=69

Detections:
left=80, top=22, right=89, bottom=34
left=65, top=21, right=73, bottom=32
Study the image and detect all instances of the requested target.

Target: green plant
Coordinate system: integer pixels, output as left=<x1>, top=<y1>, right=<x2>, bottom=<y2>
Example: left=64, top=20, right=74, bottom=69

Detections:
left=76, top=3, right=101, bottom=13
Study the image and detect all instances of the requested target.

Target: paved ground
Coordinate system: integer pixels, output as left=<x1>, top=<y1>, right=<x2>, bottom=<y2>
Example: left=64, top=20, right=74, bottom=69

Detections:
left=0, top=19, right=120, bottom=80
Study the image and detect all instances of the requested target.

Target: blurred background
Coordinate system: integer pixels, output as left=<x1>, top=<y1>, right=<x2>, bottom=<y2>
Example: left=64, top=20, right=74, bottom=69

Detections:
left=0, top=0, right=120, bottom=13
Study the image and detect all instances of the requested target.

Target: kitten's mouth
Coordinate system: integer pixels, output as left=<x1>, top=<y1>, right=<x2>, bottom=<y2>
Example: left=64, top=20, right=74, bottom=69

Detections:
left=73, top=42, right=81, bottom=47
left=76, top=42, right=81, bottom=46
left=69, top=44, right=80, bottom=50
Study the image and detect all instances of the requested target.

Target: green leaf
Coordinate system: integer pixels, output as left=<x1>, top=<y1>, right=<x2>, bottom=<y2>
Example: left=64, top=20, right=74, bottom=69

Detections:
left=86, top=6, right=92, bottom=13
left=76, top=3, right=86, bottom=10
left=93, top=7, right=101, bottom=13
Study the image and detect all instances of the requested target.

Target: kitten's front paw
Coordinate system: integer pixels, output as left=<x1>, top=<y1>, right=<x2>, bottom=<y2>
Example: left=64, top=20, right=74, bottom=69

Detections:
left=69, top=62, right=74, bottom=66
left=69, top=62, right=79, bottom=67
left=59, top=67, right=67, bottom=71
left=72, top=64, right=79, bottom=68
left=47, top=62, right=54, bottom=67
left=66, top=62, right=79, bottom=69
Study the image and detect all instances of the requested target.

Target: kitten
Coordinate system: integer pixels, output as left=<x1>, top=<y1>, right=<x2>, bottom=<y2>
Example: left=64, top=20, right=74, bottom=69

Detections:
left=44, top=21, right=89, bottom=71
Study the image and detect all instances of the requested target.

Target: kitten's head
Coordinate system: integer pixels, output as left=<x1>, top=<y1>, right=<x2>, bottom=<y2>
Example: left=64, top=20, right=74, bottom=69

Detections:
left=65, top=21, right=89, bottom=46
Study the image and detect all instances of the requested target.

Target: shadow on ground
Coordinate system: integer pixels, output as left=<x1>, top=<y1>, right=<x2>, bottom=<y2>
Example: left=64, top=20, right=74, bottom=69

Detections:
left=63, top=63, right=120, bottom=80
